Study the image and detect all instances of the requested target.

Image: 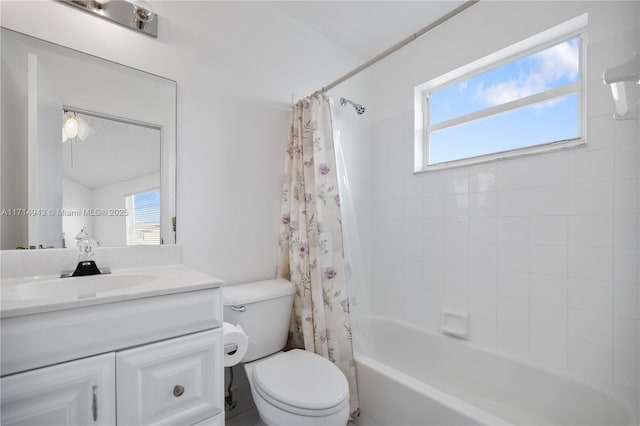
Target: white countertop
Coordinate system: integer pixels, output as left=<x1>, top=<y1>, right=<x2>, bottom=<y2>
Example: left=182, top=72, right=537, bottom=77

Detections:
left=1, top=264, right=223, bottom=318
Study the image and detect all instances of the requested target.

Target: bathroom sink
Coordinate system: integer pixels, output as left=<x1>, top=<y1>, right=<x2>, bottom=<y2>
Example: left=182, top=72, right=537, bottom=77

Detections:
left=1, top=273, right=157, bottom=301
left=1, top=264, right=223, bottom=376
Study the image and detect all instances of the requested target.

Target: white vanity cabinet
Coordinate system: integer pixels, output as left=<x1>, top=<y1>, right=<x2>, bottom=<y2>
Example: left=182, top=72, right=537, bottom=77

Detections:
left=1, top=353, right=116, bottom=425
left=1, top=330, right=223, bottom=426
left=1, top=276, right=225, bottom=426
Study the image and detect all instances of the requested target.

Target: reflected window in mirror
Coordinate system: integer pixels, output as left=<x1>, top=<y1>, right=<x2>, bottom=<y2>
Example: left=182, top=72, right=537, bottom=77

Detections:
left=125, top=189, right=160, bottom=246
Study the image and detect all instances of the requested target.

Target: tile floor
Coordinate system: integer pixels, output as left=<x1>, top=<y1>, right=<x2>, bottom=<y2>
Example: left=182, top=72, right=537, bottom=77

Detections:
left=225, top=407, right=259, bottom=426
left=224, top=408, right=359, bottom=426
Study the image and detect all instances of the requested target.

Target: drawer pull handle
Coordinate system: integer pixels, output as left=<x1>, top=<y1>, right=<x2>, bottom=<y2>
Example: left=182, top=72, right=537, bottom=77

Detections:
left=92, top=385, right=98, bottom=421
left=173, top=385, right=185, bottom=397
left=230, top=305, right=246, bottom=312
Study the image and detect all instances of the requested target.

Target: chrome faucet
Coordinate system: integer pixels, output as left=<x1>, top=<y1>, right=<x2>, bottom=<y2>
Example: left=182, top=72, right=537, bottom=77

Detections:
left=76, top=227, right=98, bottom=262
left=61, top=227, right=110, bottom=278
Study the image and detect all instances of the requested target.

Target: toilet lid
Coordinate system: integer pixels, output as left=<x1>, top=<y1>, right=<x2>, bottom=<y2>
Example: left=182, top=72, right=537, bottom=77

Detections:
left=252, top=349, right=349, bottom=415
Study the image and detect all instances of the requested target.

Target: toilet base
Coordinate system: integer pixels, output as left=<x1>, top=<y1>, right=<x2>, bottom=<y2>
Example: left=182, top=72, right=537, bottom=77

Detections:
left=244, top=353, right=349, bottom=426
left=251, top=388, right=349, bottom=426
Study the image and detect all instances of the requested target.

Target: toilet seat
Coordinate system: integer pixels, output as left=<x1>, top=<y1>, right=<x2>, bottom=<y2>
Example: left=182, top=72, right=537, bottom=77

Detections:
left=252, top=349, right=349, bottom=417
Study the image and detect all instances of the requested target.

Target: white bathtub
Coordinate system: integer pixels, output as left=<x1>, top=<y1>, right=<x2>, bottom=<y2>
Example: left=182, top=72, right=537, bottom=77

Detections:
left=353, top=316, right=638, bottom=426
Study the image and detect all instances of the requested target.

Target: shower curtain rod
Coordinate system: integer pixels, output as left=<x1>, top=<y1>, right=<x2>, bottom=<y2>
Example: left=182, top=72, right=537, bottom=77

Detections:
left=311, top=0, right=480, bottom=97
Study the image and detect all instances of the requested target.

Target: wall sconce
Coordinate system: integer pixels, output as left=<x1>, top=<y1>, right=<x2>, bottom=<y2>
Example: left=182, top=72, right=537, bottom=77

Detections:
left=60, top=0, right=158, bottom=38
left=603, top=52, right=639, bottom=120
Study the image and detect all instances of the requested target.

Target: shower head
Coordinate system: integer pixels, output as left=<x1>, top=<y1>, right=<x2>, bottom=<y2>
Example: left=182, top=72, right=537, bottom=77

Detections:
left=340, top=98, right=365, bottom=115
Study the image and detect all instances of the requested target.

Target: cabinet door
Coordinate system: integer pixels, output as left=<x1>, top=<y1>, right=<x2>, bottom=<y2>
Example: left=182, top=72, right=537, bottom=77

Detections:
left=0, top=353, right=116, bottom=426
left=117, top=329, right=223, bottom=425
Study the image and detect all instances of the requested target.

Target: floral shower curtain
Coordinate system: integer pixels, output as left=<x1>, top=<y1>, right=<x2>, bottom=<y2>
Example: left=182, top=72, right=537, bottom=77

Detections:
left=276, top=94, right=359, bottom=419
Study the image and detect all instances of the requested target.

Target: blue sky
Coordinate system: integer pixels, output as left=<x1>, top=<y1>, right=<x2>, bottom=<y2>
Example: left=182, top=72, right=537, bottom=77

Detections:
left=133, top=189, right=160, bottom=224
left=428, top=37, right=580, bottom=164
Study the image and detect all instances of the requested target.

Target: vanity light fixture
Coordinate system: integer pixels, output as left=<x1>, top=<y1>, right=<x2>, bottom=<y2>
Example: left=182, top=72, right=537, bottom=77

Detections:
left=603, top=52, right=640, bottom=120
left=59, top=0, right=158, bottom=38
left=133, top=0, right=155, bottom=30
left=92, top=0, right=110, bottom=10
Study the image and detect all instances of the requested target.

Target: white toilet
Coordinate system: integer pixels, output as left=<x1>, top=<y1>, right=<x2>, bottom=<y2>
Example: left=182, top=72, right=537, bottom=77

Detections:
left=223, top=279, right=350, bottom=426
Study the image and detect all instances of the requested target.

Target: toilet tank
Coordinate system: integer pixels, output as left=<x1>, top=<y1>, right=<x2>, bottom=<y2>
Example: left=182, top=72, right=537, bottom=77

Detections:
left=223, top=279, right=295, bottom=362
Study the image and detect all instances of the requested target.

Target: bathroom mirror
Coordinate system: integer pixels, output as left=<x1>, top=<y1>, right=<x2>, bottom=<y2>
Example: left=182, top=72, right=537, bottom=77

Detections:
left=1, top=28, right=176, bottom=249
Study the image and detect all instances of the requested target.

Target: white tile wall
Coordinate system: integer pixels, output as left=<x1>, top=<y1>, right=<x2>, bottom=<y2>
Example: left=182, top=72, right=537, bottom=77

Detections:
left=364, top=21, right=640, bottom=392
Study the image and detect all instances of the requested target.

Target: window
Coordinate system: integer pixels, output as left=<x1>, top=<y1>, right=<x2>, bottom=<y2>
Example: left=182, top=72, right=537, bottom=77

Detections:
left=125, top=189, right=160, bottom=246
left=415, top=17, right=586, bottom=170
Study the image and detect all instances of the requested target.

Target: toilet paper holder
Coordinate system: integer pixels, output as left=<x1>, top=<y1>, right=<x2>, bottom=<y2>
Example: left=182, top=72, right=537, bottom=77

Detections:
left=225, top=343, right=238, bottom=355
left=222, top=322, right=248, bottom=367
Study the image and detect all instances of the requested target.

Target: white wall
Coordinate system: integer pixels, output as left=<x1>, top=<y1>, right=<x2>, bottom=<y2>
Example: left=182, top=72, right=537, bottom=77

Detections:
left=366, top=0, right=639, bottom=392
left=0, top=1, right=362, bottom=283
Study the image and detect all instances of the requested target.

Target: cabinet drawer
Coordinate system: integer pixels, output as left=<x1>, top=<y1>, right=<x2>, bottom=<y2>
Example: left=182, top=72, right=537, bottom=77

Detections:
left=2, top=287, right=222, bottom=376
left=116, top=329, right=223, bottom=426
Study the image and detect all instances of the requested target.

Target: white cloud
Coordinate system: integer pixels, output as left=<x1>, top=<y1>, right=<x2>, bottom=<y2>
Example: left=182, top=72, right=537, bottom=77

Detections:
left=474, top=39, right=579, bottom=107
left=534, top=41, right=580, bottom=82
left=476, top=78, right=542, bottom=106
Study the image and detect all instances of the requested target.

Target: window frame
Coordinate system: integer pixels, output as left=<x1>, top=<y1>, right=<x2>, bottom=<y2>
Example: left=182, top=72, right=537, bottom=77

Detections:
left=414, top=14, right=588, bottom=172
